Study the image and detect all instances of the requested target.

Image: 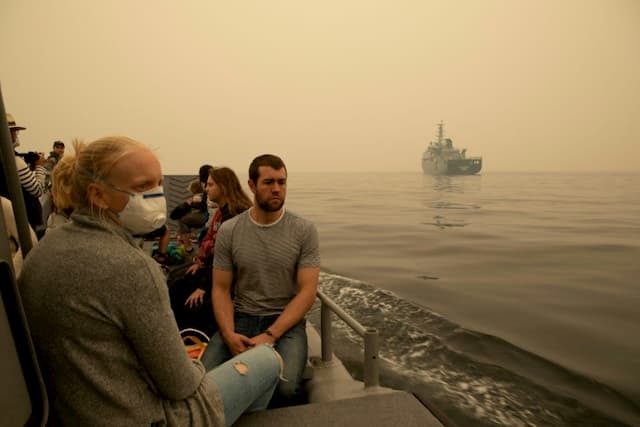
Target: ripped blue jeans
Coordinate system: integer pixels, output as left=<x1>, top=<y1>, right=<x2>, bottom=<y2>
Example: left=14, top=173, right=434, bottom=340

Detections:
left=202, top=313, right=308, bottom=407
left=207, top=344, right=282, bottom=426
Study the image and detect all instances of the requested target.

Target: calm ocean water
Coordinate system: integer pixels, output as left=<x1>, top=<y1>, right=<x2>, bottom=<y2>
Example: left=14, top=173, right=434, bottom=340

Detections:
left=285, top=172, right=640, bottom=427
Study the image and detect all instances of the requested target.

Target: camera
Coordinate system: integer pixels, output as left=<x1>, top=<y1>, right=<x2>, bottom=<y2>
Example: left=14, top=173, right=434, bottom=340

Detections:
left=16, top=151, right=41, bottom=166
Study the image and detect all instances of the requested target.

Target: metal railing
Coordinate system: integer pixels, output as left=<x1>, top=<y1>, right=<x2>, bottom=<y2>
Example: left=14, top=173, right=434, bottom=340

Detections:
left=316, top=289, right=380, bottom=388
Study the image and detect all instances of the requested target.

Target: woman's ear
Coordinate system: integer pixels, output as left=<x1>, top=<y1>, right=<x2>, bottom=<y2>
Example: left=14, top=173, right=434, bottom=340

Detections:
left=87, top=183, right=110, bottom=210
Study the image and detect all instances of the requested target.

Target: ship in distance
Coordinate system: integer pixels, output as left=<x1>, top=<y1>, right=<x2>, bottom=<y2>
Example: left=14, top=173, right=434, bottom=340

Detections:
left=422, top=121, right=482, bottom=175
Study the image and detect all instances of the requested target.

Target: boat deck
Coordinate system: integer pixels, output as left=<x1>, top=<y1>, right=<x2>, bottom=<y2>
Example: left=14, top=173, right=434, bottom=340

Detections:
left=233, top=324, right=448, bottom=426
left=235, top=391, right=443, bottom=427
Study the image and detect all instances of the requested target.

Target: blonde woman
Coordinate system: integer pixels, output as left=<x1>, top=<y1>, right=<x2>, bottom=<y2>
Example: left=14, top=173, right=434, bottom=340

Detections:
left=19, top=137, right=282, bottom=427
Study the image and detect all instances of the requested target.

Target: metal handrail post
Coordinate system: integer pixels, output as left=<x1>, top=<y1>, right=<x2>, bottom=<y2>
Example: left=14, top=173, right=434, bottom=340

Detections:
left=320, top=300, right=333, bottom=362
left=317, top=290, right=381, bottom=388
left=363, top=328, right=380, bottom=388
left=317, top=291, right=366, bottom=335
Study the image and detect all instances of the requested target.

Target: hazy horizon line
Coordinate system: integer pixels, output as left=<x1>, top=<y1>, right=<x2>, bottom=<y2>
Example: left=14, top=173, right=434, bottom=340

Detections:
left=163, top=170, right=640, bottom=176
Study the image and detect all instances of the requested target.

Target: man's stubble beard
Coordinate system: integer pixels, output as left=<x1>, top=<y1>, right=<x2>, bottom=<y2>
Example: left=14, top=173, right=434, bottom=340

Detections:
left=256, top=194, right=285, bottom=212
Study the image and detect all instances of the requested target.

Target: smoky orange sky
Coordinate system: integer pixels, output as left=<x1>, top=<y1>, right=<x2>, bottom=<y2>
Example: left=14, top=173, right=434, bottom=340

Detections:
left=2, top=0, right=639, bottom=174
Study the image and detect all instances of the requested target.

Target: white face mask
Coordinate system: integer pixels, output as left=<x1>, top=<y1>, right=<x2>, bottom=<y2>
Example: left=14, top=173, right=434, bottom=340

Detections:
left=118, top=186, right=167, bottom=235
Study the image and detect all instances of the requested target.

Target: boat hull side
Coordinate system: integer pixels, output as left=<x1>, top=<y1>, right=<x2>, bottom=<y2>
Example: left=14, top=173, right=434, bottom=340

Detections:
left=422, top=157, right=482, bottom=175
left=446, top=158, right=482, bottom=175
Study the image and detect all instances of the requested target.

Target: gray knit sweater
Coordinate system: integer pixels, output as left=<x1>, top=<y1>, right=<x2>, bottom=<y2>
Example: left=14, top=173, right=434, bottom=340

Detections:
left=19, top=212, right=224, bottom=426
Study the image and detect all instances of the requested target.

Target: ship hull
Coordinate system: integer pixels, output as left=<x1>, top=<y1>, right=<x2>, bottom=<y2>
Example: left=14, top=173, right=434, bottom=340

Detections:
left=422, top=157, right=482, bottom=175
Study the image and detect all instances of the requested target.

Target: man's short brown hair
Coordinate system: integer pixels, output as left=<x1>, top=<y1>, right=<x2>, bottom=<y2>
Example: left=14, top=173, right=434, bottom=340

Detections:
left=248, top=154, right=286, bottom=183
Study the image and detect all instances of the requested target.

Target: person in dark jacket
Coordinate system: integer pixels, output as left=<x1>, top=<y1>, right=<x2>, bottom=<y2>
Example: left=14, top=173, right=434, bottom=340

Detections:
left=174, top=164, right=212, bottom=252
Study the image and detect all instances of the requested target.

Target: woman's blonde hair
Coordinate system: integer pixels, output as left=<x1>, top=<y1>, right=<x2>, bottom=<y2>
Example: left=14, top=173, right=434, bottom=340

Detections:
left=51, top=156, right=73, bottom=215
left=56, top=136, right=147, bottom=221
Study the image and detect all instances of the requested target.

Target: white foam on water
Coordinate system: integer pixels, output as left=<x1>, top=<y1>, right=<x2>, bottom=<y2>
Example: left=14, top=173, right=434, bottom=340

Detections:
left=317, top=272, right=571, bottom=426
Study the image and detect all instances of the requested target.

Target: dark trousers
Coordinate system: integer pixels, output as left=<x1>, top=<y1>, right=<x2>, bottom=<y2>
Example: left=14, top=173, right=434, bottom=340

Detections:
left=168, top=267, right=217, bottom=336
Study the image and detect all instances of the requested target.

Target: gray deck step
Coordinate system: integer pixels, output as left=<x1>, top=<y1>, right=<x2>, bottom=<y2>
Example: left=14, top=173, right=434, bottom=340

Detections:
left=234, top=391, right=444, bottom=427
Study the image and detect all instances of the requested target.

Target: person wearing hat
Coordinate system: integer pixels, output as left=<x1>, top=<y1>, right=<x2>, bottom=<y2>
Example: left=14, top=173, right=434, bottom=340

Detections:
left=7, top=112, right=26, bottom=140
left=7, top=113, right=47, bottom=232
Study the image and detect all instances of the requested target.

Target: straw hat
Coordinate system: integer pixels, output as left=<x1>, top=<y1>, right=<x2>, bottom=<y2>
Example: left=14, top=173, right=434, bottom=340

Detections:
left=6, top=113, right=26, bottom=131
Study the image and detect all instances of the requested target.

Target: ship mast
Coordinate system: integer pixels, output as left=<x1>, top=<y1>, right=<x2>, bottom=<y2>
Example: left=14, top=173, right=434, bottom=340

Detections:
left=436, top=121, right=444, bottom=145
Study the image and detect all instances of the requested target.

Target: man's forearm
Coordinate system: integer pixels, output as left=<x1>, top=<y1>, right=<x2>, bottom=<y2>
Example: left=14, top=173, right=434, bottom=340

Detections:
left=268, top=285, right=317, bottom=339
left=212, top=286, right=235, bottom=339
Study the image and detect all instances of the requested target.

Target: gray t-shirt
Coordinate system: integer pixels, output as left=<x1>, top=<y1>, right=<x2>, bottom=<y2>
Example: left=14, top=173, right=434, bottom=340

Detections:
left=214, top=208, right=321, bottom=316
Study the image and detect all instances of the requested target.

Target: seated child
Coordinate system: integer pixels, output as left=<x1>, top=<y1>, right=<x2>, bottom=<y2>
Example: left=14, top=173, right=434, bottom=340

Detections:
left=170, top=179, right=208, bottom=253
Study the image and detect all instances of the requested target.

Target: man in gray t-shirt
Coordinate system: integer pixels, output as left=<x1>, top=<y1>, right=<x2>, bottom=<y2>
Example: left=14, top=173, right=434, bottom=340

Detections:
left=201, top=154, right=320, bottom=407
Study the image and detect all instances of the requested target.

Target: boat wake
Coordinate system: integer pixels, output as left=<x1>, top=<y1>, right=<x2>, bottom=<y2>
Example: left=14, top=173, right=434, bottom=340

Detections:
left=310, top=272, right=640, bottom=427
